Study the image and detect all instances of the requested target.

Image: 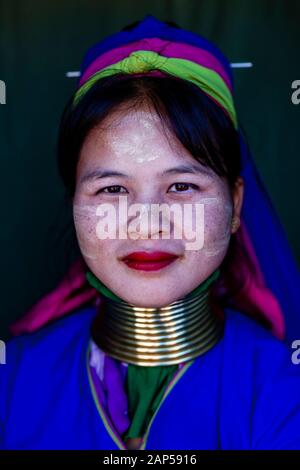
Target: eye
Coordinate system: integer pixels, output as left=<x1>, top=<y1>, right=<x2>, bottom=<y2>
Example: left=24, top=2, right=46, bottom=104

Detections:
left=168, top=183, right=199, bottom=193
left=95, top=185, right=128, bottom=194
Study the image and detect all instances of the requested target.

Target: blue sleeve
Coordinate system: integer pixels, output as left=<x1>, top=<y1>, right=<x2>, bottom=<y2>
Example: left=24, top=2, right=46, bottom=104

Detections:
left=251, top=336, right=300, bottom=449
left=0, top=336, right=24, bottom=450
left=0, top=422, right=3, bottom=449
left=0, top=341, right=8, bottom=449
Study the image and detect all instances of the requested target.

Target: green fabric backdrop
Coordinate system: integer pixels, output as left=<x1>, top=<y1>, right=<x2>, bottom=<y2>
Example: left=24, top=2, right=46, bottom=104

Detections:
left=1, top=0, right=300, bottom=339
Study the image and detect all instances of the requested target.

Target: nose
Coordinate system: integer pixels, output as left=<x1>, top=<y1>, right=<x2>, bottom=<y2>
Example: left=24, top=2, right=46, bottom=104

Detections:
left=127, top=200, right=172, bottom=240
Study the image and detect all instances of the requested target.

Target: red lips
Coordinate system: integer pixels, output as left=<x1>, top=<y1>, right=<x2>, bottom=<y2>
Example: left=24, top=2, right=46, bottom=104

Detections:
left=122, top=251, right=179, bottom=271
left=123, top=251, right=178, bottom=262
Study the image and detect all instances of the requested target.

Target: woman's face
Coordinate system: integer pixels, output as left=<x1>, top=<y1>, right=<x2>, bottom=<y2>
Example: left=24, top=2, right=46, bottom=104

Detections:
left=73, top=105, right=243, bottom=307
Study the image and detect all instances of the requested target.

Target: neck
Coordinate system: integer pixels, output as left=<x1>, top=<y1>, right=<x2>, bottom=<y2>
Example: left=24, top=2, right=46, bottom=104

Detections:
left=88, top=270, right=224, bottom=366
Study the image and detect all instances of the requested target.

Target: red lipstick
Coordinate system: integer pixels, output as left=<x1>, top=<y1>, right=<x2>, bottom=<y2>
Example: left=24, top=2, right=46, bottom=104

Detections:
left=121, top=251, right=179, bottom=271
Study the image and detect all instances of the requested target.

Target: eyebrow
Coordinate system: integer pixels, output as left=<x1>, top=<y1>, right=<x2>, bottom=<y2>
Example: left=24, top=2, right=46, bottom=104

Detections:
left=79, top=163, right=211, bottom=184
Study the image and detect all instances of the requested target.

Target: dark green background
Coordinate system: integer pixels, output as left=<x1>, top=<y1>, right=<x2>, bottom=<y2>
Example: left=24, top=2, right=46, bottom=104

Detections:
left=1, top=0, right=299, bottom=340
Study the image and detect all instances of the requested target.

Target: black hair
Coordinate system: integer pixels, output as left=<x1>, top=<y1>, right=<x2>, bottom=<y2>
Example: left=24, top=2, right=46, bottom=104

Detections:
left=57, top=72, right=241, bottom=197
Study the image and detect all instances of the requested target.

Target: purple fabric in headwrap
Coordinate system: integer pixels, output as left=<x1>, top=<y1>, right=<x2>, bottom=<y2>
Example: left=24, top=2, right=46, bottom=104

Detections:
left=79, top=37, right=232, bottom=92
left=79, top=14, right=233, bottom=88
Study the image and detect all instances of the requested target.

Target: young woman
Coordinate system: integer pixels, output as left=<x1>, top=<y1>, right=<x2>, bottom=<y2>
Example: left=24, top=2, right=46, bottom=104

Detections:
left=1, top=14, right=300, bottom=451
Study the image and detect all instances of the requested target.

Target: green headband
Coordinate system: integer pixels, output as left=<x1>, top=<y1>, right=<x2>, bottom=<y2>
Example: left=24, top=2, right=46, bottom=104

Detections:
left=73, top=50, right=237, bottom=128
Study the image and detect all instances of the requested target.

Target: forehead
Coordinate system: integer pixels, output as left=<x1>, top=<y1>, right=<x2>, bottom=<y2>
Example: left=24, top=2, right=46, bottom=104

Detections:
left=78, top=107, right=187, bottom=165
left=76, top=106, right=221, bottom=186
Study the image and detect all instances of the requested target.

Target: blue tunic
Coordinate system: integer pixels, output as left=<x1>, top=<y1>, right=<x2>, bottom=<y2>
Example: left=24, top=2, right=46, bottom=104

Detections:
left=1, top=305, right=300, bottom=450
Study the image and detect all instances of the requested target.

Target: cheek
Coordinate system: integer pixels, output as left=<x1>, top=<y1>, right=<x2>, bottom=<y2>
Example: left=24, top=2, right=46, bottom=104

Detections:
left=73, top=204, right=108, bottom=260
left=181, top=196, right=232, bottom=258
left=202, top=198, right=233, bottom=256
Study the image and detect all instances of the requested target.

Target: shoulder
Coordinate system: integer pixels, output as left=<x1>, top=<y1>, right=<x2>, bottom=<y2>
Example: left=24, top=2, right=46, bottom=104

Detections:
left=220, top=307, right=299, bottom=395
left=0, top=305, right=97, bottom=390
left=223, top=307, right=292, bottom=367
left=222, top=308, right=300, bottom=449
left=0, top=306, right=97, bottom=448
left=6, top=305, right=96, bottom=357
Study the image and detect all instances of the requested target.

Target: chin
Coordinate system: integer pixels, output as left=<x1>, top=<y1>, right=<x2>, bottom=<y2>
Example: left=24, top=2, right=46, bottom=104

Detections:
left=121, top=293, right=177, bottom=308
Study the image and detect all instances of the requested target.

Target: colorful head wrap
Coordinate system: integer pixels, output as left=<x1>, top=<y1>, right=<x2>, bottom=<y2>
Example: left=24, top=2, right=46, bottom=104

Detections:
left=73, top=39, right=237, bottom=127
left=11, top=14, right=300, bottom=344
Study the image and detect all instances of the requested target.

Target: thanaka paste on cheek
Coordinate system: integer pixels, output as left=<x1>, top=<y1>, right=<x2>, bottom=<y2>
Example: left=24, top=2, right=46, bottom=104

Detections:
left=201, top=197, right=233, bottom=257
left=73, top=204, right=100, bottom=260
left=73, top=194, right=233, bottom=260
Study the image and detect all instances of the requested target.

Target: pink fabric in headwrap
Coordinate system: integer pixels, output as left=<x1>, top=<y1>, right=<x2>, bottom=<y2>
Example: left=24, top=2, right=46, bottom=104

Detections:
left=79, top=37, right=232, bottom=92
left=10, top=219, right=285, bottom=339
